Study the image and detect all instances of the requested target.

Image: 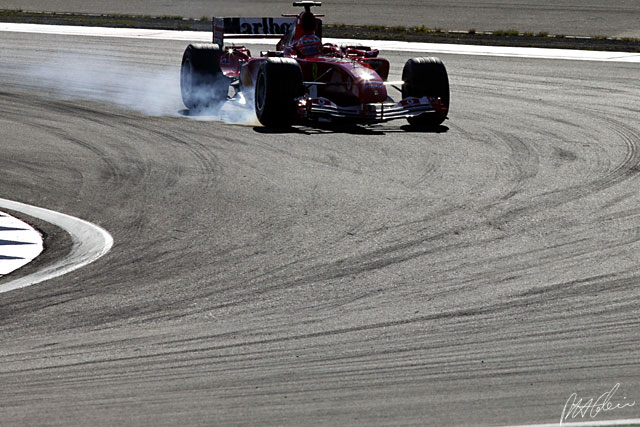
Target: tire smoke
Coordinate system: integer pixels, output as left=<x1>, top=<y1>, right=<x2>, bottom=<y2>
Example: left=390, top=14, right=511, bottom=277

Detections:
left=17, top=52, right=258, bottom=125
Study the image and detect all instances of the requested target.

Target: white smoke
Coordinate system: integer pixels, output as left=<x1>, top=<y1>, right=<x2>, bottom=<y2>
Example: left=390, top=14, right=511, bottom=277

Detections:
left=20, top=52, right=258, bottom=125
left=188, top=91, right=259, bottom=126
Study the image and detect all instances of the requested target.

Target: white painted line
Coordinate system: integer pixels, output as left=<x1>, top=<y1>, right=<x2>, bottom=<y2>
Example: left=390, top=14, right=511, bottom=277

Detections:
left=501, top=418, right=640, bottom=427
left=1, top=22, right=639, bottom=63
left=0, top=211, right=44, bottom=276
left=0, top=22, right=208, bottom=41
left=0, top=198, right=113, bottom=294
left=323, top=38, right=640, bottom=63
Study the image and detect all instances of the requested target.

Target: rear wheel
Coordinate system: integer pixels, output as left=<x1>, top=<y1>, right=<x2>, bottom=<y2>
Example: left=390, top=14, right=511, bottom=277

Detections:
left=255, top=58, right=304, bottom=128
left=401, top=57, right=449, bottom=126
left=180, top=43, right=229, bottom=111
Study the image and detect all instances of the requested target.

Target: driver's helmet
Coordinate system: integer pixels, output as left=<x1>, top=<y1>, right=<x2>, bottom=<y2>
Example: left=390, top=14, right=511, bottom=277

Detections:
left=300, top=11, right=317, bottom=35
left=295, top=34, right=322, bottom=57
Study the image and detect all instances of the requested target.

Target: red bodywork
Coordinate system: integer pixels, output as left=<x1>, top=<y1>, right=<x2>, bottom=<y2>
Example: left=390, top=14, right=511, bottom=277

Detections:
left=239, top=53, right=390, bottom=106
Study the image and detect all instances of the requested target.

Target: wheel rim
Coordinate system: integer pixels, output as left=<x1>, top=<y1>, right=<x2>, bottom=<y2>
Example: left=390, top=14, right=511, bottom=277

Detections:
left=255, top=72, right=266, bottom=112
left=181, top=59, right=193, bottom=97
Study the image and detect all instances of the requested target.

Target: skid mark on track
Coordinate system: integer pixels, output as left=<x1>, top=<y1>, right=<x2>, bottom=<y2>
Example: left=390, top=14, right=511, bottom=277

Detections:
left=591, top=119, right=640, bottom=192
left=192, top=88, right=640, bottom=317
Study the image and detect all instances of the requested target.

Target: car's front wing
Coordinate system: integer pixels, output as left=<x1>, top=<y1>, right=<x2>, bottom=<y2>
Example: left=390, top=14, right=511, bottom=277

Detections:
left=296, top=96, right=445, bottom=123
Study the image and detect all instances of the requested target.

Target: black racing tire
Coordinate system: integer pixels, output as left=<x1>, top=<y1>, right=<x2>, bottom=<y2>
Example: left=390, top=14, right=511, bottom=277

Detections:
left=401, top=57, right=450, bottom=126
left=254, top=58, right=304, bottom=128
left=180, top=43, right=229, bottom=111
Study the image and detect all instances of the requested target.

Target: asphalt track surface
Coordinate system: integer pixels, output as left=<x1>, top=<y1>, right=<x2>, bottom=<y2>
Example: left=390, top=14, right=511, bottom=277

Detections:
left=1, top=30, right=640, bottom=427
left=2, top=0, right=640, bottom=38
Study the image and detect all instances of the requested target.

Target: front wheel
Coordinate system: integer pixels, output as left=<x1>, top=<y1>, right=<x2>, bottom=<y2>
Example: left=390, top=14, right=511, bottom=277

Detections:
left=402, top=57, right=450, bottom=127
left=255, top=58, right=304, bottom=128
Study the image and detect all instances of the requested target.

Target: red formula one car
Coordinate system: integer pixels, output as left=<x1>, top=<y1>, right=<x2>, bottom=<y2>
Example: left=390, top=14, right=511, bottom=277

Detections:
left=180, top=1, right=449, bottom=128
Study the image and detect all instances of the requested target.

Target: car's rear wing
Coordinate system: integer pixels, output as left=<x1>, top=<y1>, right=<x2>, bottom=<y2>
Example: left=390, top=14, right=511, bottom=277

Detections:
left=212, top=16, right=323, bottom=48
left=212, top=18, right=293, bottom=47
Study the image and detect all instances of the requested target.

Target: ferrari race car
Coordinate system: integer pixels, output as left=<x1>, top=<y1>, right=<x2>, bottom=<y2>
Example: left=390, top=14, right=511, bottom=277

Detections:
left=180, top=1, right=449, bottom=128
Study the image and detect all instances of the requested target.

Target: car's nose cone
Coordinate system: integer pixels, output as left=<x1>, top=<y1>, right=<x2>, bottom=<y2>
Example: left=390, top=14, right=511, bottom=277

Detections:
left=353, top=67, right=387, bottom=103
left=358, top=81, right=387, bottom=103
